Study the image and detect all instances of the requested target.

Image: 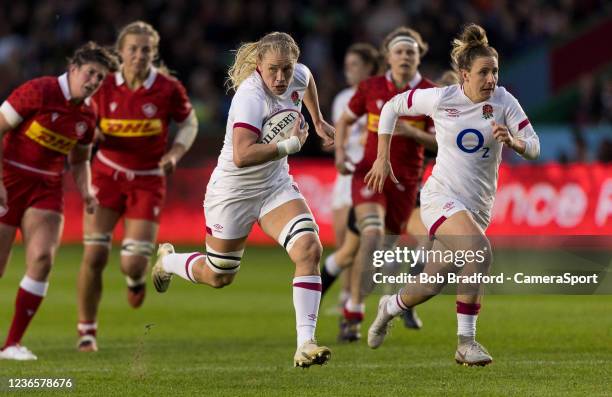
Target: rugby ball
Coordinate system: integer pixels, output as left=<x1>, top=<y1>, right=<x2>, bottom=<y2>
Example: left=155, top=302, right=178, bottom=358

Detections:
left=259, top=109, right=304, bottom=144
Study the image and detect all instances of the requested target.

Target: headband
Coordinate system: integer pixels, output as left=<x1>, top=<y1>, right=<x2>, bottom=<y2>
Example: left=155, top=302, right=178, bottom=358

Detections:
left=388, top=36, right=418, bottom=51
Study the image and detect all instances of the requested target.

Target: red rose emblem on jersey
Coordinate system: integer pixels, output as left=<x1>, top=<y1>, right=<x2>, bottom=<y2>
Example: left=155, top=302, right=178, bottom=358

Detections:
left=291, top=91, right=300, bottom=106
left=482, top=104, right=493, bottom=119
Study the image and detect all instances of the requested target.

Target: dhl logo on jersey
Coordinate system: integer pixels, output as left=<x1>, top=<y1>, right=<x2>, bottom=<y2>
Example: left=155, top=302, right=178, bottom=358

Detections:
left=25, top=121, right=77, bottom=154
left=367, top=113, right=425, bottom=133
left=99, top=118, right=162, bottom=137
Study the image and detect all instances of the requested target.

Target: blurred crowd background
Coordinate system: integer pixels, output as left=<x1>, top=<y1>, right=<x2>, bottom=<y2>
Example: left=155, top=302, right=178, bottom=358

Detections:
left=0, top=0, right=610, bottom=164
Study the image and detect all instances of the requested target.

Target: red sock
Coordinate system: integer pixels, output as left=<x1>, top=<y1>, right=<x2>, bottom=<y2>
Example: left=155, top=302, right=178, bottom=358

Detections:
left=3, top=287, right=44, bottom=348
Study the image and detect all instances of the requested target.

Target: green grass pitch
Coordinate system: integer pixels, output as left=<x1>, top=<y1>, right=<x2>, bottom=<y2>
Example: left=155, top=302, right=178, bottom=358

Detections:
left=0, top=245, right=610, bottom=396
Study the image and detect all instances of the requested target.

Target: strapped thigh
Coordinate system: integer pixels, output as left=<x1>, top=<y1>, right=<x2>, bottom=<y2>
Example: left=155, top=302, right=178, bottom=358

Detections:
left=277, top=214, right=319, bottom=252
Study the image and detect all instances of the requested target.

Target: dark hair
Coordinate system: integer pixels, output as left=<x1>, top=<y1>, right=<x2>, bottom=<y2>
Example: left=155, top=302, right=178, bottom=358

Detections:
left=451, top=24, right=498, bottom=77
left=347, top=43, right=380, bottom=76
left=68, top=41, right=119, bottom=72
left=381, top=26, right=428, bottom=58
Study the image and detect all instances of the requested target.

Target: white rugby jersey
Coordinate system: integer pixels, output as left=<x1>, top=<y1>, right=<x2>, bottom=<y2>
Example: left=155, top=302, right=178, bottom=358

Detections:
left=332, top=87, right=365, bottom=163
left=379, top=84, right=540, bottom=212
left=212, top=63, right=311, bottom=188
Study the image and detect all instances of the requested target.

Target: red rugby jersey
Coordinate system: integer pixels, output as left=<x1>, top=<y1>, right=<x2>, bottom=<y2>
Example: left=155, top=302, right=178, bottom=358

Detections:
left=348, top=71, right=435, bottom=179
left=93, top=68, right=192, bottom=170
left=0, top=74, right=96, bottom=177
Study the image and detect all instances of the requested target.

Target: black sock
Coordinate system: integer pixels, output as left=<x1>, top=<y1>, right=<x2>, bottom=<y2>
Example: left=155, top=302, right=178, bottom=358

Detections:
left=320, top=266, right=338, bottom=298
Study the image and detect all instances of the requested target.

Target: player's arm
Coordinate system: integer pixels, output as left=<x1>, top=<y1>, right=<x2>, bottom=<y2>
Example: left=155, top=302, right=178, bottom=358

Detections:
left=68, top=144, right=97, bottom=214
left=365, top=88, right=440, bottom=192
left=232, top=121, right=308, bottom=168
left=303, top=74, right=334, bottom=146
left=395, top=121, right=437, bottom=151
left=496, top=94, right=540, bottom=160
left=159, top=109, right=198, bottom=175
left=334, top=110, right=358, bottom=174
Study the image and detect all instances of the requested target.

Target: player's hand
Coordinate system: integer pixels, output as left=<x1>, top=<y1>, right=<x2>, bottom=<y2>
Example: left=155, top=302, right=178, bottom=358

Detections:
left=335, top=149, right=353, bottom=175
left=314, top=119, right=335, bottom=147
left=291, top=117, right=309, bottom=147
left=93, top=127, right=105, bottom=143
left=0, top=182, right=7, bottom=216
left=365, top=158, right=398, bottom=193
left=492, top=121, right=514, bottom=147
left=159, top=153, right=178, bottom=175
left=83, top=192, right=98, bottom=215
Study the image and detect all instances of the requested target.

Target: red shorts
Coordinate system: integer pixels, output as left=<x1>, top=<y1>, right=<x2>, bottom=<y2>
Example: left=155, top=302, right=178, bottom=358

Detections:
left=0, top=164, right=63, bottom=227
left=351, top=167, right=418, bottom=234
left=92, top=158, right=166, bottom=222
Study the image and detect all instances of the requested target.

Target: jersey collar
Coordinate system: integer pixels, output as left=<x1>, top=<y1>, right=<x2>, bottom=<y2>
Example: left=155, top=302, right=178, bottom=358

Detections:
left=58, top=73, right=91, bottom=105
left=385, top=70, right=422, bottom=92
left=115, top=66, right=158, bottom=90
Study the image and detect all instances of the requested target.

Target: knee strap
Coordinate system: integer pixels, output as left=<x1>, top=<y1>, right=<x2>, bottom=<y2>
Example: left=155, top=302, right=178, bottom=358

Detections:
left=358, top=214, right=384, bottom=232
left=84, top=233, right=112, bottom=249
left=277, top=214, right=319, bottom=252
left=205, top=245, right=244, bottom=274
left=121, top=239, right=155, bottom=258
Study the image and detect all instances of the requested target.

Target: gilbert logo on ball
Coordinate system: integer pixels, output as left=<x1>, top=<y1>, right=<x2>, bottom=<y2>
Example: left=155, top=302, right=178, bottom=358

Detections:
left=260, top=109, right=304, bottom=144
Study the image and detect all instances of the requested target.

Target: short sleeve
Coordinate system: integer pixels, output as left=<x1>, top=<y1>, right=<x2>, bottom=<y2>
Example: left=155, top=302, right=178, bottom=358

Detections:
left=1, top=79, right=44, bottom=127
left=292, top=63, right=311, bottom=89
left=170, top=80, right=193, bottom=123
left=347, top=80, right=368, bottom=119
left=231, top=89, right=266, bottom=136
left=503, top=91, right=530, bottom=135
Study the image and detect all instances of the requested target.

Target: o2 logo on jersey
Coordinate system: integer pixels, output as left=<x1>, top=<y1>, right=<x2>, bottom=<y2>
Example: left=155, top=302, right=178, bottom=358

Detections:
left=456, top=128, right=490, bottom=158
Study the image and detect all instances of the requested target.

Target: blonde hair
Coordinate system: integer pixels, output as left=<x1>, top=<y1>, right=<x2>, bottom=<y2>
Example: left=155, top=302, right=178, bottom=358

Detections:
left=116, top=20, right=170, bottom=75
left=437, top=70, right=460, bottom=86
left=381, top=26, right=428, bottom=59
left=451, top=24, right=498, bottom=81
left=226, top=32, right=300, bottom=91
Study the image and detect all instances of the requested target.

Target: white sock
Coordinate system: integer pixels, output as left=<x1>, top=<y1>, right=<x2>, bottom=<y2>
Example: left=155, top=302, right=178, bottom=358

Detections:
left=293, top=275, right=321, bottom=347
left=162, top=252, right=203, bottom=283
left=386, top=294, right=409, bottom=316
left=324, top=255, right=342, bottom=276
left=457, top=313, right=478, bottom=338
left=20, top=275, right=48, bottom=297
left=344, top=298, right=365, bottom=314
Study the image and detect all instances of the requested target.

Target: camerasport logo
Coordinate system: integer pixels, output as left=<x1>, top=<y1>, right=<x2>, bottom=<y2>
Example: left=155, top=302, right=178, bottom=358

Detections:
left=291, top=91, right=301, bottom=106
left=482, top=104, right=494, bottom=119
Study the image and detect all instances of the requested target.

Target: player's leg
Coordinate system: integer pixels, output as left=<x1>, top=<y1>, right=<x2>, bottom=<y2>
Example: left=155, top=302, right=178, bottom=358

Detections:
left=321, top=207, right=360, bottom=297
left=398, top=206, right=428, bottom=330
left=369, top=209, right=493, bottom=365
left=120, top=219, right=158, bottom=307
left=0, top=208, right=63, bottom=361
left=76, top=206, right=121, bottom=352
left=152, top=184, right=257, bottom=291
left=0, top=223, right=17, bottom=278
left=432, top=211, right=493, bottom=366
left=343, top=201, right=385, bottom=341
left=259, top=197, right=330, bottom=368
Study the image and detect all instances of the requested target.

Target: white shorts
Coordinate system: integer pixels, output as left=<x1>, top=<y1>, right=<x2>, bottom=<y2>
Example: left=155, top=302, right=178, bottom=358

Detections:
left=331, top=174, right=353, bottom=209
left=420, top=188, right=491, bottom=239
left=204, top=175, right=305, bottom=239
